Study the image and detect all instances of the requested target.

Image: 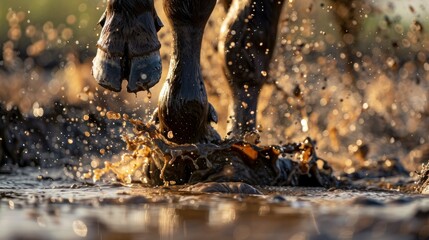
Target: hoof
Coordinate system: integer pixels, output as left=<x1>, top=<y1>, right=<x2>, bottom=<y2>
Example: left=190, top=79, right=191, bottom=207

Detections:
left=127, top=51, right=162, bottom=93
left=92, top=49, right=123, bottom=92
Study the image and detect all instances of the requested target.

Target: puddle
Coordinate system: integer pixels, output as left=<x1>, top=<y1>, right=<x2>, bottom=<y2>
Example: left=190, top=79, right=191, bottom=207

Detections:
left=0, top=168, right=428, bottom=239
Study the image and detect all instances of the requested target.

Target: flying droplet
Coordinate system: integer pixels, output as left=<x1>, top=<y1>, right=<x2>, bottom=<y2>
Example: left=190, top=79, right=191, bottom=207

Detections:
left=106, top=111, right=121, bottom=120
left=301, top=118, right=309, bottom=132
left=167, top=131, right=174, bottom=139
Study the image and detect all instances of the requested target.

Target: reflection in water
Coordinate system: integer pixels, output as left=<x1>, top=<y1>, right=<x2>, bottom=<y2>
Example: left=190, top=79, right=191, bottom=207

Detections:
left=159, top=207, right=178, bottom=239
left=1, top=182, right=429, bottom=240
left=258, top=205, right=270, bottom=216
left=209, top=202, right=237, bottom=226
left=36, top=216, right=47, bottom=228
left=72, top=220, right=88, bottom=237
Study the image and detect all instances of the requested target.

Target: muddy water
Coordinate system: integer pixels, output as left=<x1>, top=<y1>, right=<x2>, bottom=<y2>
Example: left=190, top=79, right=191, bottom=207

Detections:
left=0, top=107, right=428, bottom=239
left=1, top=104, right=428, bottom=239
left=1, top=168, right=428, bottom=240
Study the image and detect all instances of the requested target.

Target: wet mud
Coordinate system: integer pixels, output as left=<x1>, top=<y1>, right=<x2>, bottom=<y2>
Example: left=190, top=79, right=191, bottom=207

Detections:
left=416, top=163, right=429, bottom=194
left=86, top=116, right=336, bottom=188
left=0, top=102, right=125, bottom=168
left=1, top=105, right=428, bottom=239
left=1, top=168, right=429, bottom=240
left=1, top=104, right=428, bottom=239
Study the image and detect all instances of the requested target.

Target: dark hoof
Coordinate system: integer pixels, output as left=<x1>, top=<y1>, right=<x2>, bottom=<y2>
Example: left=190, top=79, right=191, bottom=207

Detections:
left=92, top=49, right=123, bottom=92
left=127, top=51, right=162, bottom=93
left=181, top=182, right=263, bottom=195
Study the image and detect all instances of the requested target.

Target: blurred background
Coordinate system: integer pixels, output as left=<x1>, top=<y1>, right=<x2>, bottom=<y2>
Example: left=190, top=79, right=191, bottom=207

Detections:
left=0, top=0, right=428, bottom=173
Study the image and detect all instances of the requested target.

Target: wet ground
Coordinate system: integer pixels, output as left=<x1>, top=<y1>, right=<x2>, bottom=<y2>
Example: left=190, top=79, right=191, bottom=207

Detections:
left=1, top=1, right=429, bottom=239
left=0, top=103, right=428, bottom=239
left=1, top=168, right=429, bottom=240
left=0, top=87, right=428, bottom=240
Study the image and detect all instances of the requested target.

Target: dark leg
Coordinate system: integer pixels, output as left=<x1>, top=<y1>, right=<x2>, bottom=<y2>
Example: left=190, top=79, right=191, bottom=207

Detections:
left=92, top=0, right=163, bottom=93
left=219, top=0, right=285, bottom=138
left=157, top=0, right=220, bottom=144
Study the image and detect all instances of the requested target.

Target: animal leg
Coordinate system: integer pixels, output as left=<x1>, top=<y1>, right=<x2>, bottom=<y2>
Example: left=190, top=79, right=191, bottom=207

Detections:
left=157, top=0, right=220, bottom=144
left=219, top=0, right=285, bottom=138
left=92, top=0, right=162, bottom=93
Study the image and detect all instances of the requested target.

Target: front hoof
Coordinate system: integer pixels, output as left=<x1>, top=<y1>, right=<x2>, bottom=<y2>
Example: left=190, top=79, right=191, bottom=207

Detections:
left=92, top=49, right=123, bottom=92
left=127, top=52, right=162, bottom=93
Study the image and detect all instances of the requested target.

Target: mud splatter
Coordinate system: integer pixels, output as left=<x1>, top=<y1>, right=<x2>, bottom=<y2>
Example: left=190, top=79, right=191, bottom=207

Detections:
left=85, top=115, right=337, bottom=188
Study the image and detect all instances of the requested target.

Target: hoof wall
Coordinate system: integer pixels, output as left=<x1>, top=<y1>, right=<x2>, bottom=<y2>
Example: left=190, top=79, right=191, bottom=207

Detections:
left=92, top=49, right=123, bottom=92
left=127, top=52, right=162, bottom=93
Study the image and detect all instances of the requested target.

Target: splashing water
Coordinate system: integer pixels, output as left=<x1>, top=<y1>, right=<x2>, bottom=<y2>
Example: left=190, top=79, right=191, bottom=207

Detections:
left=84, top=112, right=337, bottom=188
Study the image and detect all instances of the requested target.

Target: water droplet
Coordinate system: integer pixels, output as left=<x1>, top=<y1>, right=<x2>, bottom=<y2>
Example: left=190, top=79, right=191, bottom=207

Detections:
left=8, top=200, right=14, bottom=210
left=301, top=118, right=309, bottom=132
left=167, top=131, right=174, bottom=139
left=72, top=220, right=88, bottom=237
left=106, top=111, right=121, bottom=120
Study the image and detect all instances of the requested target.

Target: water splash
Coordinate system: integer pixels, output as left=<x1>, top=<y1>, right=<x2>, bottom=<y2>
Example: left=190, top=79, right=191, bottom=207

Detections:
left=85, top=113, right=337, bottom=188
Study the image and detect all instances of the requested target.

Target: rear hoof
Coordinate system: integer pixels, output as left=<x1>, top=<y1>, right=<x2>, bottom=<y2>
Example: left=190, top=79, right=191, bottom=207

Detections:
left=127, top=52, right=162, bottom=93
left=92, top=49, right=123, bottom=92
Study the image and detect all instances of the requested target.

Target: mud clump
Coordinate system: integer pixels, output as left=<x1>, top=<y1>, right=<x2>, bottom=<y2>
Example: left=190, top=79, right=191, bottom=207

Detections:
left=416, top=163, right=429, bottom=194
left=89, top=116, right=337, bottom=188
